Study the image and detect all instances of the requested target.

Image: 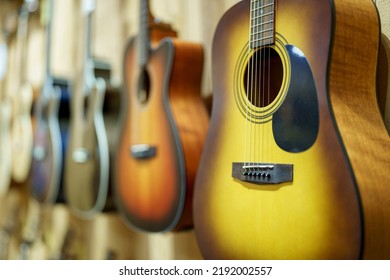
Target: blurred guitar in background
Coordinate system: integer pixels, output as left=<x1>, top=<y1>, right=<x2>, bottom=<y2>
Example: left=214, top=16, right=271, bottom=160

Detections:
left=115, top=0, right=208, bottom=232
left=65, top=0, right=109, bottom=219
left=31, top=0, right=62, bottom=205
left=11, top=0, right=37, bottom=184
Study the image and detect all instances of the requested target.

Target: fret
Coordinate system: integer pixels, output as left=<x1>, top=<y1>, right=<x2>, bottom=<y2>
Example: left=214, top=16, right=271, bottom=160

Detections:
left=251, top=19, right=274, bottom=27
left=251, top=27, right=274, bottom=34
left=252, top=35, right=274, bottom=42
left=251, top=5, right=274, bottom=16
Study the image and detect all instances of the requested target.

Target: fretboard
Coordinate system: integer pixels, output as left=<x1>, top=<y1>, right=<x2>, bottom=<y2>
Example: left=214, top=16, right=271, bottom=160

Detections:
left=139, top=0, right=150, bottom=68
left=42, top=0, right=54, bottom=81
left=82, top=0, right=95, bottom=91
left=15, top=3, right=30, bottom=85
left=250, top=0, right=275, bottom=49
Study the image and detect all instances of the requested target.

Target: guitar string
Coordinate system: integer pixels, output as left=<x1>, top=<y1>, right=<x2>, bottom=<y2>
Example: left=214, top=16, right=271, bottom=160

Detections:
left=266, top=1, right=271, bottom=166
left=252, top=0, right=258, bottom=172
left=244, top=0, right=253, bottom=170
left=259, top=0, right=264, bottom=166
left=250, top=0, right=258, bottom=171
left=253, top=0, right=260, bottom=171
left=256, top=0, right=262, bottom=171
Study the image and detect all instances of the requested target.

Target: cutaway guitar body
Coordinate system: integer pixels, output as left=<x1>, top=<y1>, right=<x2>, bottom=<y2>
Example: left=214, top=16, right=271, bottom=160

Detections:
left=193, top=0, right=390, bottom=259
left=64, top=0, right=109, bottom=219
left=115, top=0, right=208, bottom=232
left=116, top=37, right=208, bottom=232
left=31, top=84, right=62, bottom=203
left=31, top=0, right=63, bottom=204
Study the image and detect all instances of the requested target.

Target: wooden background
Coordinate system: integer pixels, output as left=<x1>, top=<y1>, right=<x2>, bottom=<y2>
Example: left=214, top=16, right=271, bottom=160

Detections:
left=0, top=0, right=389, bottom=260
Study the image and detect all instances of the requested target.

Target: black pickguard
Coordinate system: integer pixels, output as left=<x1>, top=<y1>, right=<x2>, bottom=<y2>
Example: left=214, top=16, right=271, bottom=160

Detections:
left=273, top=44, right=319, bottom=153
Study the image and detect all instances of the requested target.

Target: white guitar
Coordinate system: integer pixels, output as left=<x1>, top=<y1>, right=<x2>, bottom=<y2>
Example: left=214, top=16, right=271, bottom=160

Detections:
left=11, top=0, right=37, bottom=183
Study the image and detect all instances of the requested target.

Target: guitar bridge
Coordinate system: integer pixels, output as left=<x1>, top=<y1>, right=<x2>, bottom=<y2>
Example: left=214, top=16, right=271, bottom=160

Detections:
left=72, top=148, right=90, bottom=164
left=130, top=144, right=157, bottom=159
left=232, top=162, right=293, bottom=185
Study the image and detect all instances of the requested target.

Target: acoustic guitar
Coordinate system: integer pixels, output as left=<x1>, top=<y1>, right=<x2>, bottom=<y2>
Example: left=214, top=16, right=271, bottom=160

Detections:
left=193, top=0, right=390, bottom=259
left=64, top=0, right=109, bottom=219
left=115, top=0, right=208, bottom=232
left=11, top=0, right=37, bottom=184
left=31, top=0, right=62, bottom=204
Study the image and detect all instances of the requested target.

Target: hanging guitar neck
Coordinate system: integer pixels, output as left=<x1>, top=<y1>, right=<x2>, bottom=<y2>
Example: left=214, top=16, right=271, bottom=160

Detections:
left=147, top=1, right=177, bottom=44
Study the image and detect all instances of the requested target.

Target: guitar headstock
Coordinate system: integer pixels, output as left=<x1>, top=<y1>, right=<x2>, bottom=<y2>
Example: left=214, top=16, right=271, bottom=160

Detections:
left=147, top=1, right=177, bottom=42
left=24, top=0, right=38, bottom=13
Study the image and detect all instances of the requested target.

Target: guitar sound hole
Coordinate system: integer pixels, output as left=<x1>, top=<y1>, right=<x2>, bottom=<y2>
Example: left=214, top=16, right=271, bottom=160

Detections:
left=243, top=47, right=283, bottom=108
left=138, top=69, right=150, bottom=104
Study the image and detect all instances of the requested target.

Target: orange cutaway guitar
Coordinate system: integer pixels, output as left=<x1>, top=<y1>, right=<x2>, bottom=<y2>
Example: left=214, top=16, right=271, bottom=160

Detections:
left=115, top=0, right=208, bottom=232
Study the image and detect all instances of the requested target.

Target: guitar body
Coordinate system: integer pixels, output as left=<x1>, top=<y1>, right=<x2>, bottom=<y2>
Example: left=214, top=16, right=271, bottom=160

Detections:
left=31, top=84, right=62, bottom=203
left=65, top=78, right=109, bottom=218
left=115, top=37, right=208, bottom=232
left=0, top=99, right=12, bottom=194
left=193, top=0, right=390, bottom=259
left=11, top=83, right=33, bottom=183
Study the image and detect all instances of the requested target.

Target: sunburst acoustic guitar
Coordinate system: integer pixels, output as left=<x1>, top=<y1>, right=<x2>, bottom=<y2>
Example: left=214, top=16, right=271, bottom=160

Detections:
left=193, top=0, right=390, bottom=259
left=64, top=0, right=109, bottom=219
left=11, top=0, right=36, bottom=184
left=115, top=0, right=208, bottom=232
left=31, top=0, right=62, bottom=204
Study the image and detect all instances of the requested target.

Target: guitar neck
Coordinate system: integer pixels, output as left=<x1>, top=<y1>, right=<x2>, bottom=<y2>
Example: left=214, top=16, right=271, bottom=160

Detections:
left=15, top=3, right=30, bottom=86
left=139, top=0, right=151, bottom=68
left=0, top=42, right=7, bottom=100
left=81, top=0, right=96, bottom=92
left=42, top=0, right=54, bottom=81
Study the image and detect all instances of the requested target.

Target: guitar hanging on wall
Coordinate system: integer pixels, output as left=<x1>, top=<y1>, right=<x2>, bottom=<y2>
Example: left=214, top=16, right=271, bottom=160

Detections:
left=31, top=0, right=62, bottom=204
left=193, top=0, right=390, bottom=259
left=115, top=0, right=209, bottom=232
left=11, top=0, right=37, bottom=184
left=64, top=0, right=109, bottom=219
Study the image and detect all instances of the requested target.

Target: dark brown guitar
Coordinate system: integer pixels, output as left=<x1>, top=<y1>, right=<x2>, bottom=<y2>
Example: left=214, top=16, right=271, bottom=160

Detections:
left=115, top=0, right=208, bottom=232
